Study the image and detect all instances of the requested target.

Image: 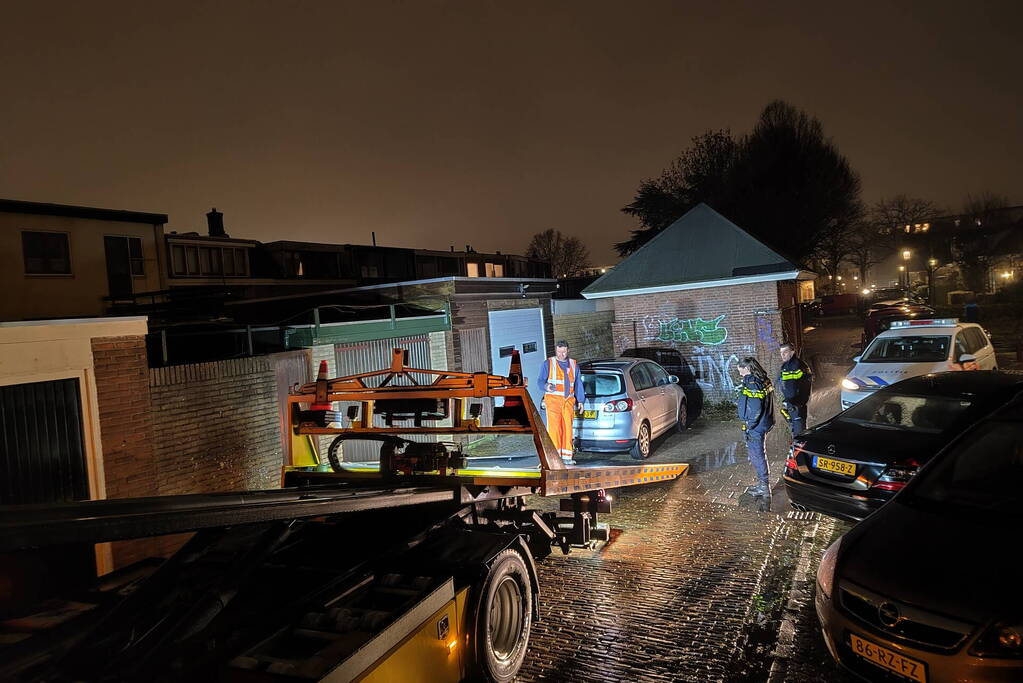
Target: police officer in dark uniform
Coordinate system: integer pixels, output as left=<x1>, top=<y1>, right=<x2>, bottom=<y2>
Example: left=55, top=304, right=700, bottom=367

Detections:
left=737, top=357, right=774, bottom=500
left=778, top=341, right=812, bottom=438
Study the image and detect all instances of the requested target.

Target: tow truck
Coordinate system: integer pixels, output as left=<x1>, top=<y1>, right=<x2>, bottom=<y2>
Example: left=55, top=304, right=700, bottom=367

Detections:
left=0, top=349, right=687, bottom=682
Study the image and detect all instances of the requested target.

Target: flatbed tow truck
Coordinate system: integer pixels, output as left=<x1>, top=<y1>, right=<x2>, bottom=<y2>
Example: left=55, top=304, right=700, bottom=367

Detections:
left=0, top=349, right=687, bottom=683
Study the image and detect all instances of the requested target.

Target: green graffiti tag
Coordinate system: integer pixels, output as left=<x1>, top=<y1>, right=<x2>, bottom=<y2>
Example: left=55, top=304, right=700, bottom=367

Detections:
left=656, top=314, right=728, bottom=345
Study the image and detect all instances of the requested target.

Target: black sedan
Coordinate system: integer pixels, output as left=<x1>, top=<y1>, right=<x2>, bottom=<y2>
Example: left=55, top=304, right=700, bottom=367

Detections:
left=815, top=389, right=1023, bottom=681
left=785, top=371, right=1023, bottom=522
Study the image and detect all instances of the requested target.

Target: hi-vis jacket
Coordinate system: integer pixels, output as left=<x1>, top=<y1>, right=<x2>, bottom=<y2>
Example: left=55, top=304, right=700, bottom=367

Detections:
left=537, top=357, right=585, bottom=403
left=738, top=375, right=774, bottom=433
left=779, top=357, right=812, bottom=406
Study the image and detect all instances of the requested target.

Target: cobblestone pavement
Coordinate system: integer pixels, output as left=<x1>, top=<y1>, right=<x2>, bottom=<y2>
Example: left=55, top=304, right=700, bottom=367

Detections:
left=517, top=317, right=863, bottom=682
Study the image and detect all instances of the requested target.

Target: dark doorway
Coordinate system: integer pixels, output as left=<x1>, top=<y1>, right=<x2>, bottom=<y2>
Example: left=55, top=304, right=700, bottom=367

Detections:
left=0, top=378, right=95, bottom=616
left=104, top=235, right=133, bottom=298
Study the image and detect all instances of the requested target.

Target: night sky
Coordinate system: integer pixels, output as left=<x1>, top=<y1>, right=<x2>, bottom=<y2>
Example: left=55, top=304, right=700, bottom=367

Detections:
left=2, top=1, right=1020, bottom=263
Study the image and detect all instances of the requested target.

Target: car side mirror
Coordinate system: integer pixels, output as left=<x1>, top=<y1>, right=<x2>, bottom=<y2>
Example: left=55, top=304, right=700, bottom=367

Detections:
left=668, top=375, right=679, bottom=384
left=852, top=356, right=861, bottom=363
left=957, top=353, right=977, bottom=364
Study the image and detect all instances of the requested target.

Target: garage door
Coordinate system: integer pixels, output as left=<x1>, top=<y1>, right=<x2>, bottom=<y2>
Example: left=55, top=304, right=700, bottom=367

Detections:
left=488, top=308, right=546, bottom=408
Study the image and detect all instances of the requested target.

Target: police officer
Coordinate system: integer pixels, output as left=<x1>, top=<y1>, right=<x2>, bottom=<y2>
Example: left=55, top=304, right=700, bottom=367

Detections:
left=778, top=341, right=812, bottom=438
left=737, top=357, right=774, bottom=500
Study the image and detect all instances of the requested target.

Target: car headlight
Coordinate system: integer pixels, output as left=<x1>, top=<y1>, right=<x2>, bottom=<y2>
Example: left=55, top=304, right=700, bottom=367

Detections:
left=971, top=620, right=1023, bottom=658
left=817, top=537, right=842, bottom=601
left=841, top=378, right=860, bottom=391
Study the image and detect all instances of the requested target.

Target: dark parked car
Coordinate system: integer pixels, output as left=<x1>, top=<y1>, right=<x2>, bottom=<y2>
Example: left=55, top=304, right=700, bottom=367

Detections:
left=815, top=388, right=1023, bottom=681
left=785, top=371, right=1023, bottom=522
left=862, top=303, right=936, bottom=345
left=620, top=347, right=703, bottom=423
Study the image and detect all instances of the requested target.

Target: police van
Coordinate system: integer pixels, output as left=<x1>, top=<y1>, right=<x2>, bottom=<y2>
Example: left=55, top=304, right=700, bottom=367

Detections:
left=840, top=318, right=996, bottom=408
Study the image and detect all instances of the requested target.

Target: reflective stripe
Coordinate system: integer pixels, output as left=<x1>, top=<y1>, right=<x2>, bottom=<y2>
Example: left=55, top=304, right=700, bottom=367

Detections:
left=781, top=369, right=804, bottom=380
left=545, top=358, right=577, bottom=396
left=742, top=388, right=766, bottom=398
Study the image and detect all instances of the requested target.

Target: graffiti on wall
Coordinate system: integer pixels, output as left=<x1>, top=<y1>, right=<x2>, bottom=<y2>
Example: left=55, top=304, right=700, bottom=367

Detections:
left=756, top=316, right=774, bottom=346
left=692, top=351, right=740, bottom=394
left=646, top=314, right=728, bottom=345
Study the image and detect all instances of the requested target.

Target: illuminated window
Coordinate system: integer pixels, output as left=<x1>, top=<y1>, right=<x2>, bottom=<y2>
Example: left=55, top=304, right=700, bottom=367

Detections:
left=467, top=262, right=480, bottom=277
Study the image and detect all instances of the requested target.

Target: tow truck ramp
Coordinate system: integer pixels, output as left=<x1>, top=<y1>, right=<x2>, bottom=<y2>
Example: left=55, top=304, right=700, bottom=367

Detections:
left=0, top=349, right=687, bottom=682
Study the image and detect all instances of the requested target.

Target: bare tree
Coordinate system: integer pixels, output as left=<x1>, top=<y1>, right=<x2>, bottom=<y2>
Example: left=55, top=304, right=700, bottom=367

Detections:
left=870, top=195, right=941, bottom=247
left=962, top=192, right=1010, bottom=227
left=846, top=219, right=888, bottom=284
left=526, top=229, right=590, bottom=278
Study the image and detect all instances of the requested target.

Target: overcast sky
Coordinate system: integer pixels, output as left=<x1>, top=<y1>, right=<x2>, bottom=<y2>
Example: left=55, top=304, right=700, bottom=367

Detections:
left=2, top=1, right=1020, bottom=263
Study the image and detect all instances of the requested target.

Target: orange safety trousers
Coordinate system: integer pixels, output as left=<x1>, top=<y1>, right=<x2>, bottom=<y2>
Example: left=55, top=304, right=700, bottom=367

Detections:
left=545, top=393, right=576, bottom=458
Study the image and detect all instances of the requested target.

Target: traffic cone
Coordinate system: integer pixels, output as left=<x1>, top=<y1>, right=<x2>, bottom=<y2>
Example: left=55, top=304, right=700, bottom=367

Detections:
left=494, top=350, right=527, bottom=425
left=311, top=360, right=332, bottom=410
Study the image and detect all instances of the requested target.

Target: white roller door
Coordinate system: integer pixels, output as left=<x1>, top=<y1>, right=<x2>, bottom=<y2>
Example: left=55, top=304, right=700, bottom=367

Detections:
left=488, top=307, right=546, bottom=408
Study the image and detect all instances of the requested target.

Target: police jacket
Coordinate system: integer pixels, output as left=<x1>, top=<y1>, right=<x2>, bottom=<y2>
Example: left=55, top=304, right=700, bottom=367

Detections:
left=779, top=356, right=812, bottom=406
left=738, top=375, right=774, bottom=433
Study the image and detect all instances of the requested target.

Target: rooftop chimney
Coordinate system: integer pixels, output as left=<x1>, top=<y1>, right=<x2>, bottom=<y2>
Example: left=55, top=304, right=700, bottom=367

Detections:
left=207, top=208, right=227, bottom=238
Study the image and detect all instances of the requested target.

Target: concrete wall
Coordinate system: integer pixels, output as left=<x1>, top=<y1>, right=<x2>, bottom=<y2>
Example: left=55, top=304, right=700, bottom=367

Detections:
left=610, top=282, right=785, bottom=402
left=0, top=212, right=164, bottom=321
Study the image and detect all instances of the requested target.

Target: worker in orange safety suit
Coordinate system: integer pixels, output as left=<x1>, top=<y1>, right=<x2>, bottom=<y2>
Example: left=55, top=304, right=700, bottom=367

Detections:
left=538, top=340, right=585, bottom=465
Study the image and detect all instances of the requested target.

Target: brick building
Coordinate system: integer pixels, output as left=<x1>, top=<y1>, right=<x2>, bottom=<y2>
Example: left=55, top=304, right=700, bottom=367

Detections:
left=582, top=204, right=815, bottom=402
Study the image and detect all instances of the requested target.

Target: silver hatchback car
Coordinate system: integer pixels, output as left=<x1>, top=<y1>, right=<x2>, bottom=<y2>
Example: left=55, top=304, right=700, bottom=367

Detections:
left=572, top=358, right=687, bottom=459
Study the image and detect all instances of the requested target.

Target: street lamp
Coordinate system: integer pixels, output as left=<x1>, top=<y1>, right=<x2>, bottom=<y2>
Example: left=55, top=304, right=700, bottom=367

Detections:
left=901, top=250, right=912, bottom=289
left=927, top=258, right=939, bottom=305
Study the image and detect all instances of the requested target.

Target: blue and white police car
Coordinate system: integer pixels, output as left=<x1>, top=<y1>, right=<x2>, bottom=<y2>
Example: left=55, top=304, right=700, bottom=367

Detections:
left=840, top=318, right=996, bottom=409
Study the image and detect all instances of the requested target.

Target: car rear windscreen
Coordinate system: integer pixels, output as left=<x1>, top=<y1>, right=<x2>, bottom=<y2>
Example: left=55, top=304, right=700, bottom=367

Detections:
left=861, top=335, right=951, bottom=363
left=839, top=393, right=973, bottom=433
left=582, top=372, right=624, bottom=397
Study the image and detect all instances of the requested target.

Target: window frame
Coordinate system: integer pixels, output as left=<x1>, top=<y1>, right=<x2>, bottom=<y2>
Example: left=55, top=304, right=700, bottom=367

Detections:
left=22, top=230, right=73, bottom=276
left=167, top=241, right=249, bottom=278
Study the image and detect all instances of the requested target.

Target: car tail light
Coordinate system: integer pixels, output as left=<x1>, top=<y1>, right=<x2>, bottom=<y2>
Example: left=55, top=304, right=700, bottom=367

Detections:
left=603, top=398, right=633, bottom=413
left=786, top=442, right=805, bottom=472
left=871, top=458, right=920, bottom=492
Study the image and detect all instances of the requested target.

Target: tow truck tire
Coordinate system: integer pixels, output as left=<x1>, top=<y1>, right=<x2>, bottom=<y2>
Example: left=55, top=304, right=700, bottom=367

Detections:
left=326, top=436, right=344, bottom=472
left=473, top=548, right=533, bottom=683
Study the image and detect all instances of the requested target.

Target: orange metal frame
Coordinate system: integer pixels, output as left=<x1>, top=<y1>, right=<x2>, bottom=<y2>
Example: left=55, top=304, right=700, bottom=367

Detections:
left=287, top=349, right=687, bottom=496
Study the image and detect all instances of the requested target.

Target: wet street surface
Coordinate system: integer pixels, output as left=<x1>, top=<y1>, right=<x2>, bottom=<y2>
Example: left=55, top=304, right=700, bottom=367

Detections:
left=517, top=317, right=863, bottom=682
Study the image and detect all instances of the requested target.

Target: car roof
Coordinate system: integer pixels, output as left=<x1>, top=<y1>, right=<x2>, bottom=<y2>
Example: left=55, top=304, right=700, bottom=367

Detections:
left=881, top=370, right=1023, bottom=398
left=580, top=358, right=646, bottom=370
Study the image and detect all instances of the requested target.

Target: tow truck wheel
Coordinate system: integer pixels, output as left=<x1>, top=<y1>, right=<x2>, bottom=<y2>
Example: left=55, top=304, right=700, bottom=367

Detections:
left=326, top=436, right=344, bottom=472
left=474, top=548, right=532, bottom=682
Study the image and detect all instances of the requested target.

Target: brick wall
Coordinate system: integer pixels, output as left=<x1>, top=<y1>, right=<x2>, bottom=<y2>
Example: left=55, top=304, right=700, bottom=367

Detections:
left=610, top=282, right=785, bottom=402
left=149, top=357, right=284, bottom=496
left=91, top=335, right=161, bottom=568
left=553, top=311, right=614, bottom=362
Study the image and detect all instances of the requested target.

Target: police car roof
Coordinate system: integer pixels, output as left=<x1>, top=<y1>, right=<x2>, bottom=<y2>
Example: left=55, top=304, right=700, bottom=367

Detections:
left=878, top=318, right=975, bottom=336
left=887, top=370, right=1023, bottom=398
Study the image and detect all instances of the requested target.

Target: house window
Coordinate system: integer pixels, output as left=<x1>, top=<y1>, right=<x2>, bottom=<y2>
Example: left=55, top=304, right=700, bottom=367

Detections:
left=22, top=231, right=71, bottom=274
left=127, top=237, right=144, bottom=275
left=485, top=262, right=496, bottom=277
left=494, top=263, right=504, bottom=277
left=170, top=243, right=248, bottom=277
left=467, top=262, right=480, bottom=277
